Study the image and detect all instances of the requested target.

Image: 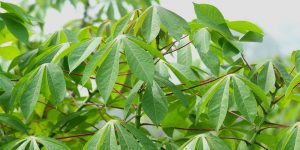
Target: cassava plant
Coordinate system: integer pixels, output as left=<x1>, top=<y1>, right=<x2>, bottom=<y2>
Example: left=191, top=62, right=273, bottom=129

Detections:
left=0, top=0, right=300, bottom=149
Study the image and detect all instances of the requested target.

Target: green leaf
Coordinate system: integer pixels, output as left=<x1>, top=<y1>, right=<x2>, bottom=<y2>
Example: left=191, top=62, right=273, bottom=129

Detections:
left=179, top=134, right=230, bottom=150
left=36, top=136, right=70, bottom=150
left=10, top=68, right=39, bottom=112
left=123, top=38, right=155, bottom=83
left=142, top=81, right=168, bottom=125
left=240, top=31, right=264, bottom=42
left=291, top=50, right=300, bottom=72
left=282, top=73, right=300, bottom=107
left=232, top=76, right=257, bottom=122
left=84, top=120, right=155, bottom=150
left=96, top=43, right=120, bottom=103
left=227, top=20, right=263, bottom=34
left=237, top=75, right=269, bottom=105
left=115, top=123, right=141, bottom=150
left=156, top=6, right=190, bottom=40
left=141, top=6, right=160, bottom=43
left=0, top=18, right=4, bottom=31
left=112, top=12, right=133, bottom=37
left=194, top=29, right=220, bottom=75
left=20, top=67, right=44, bottom=119
left=193, top=3, right=232, bottom=38
left=1, top=139, right=26, bottom=150
left=0, top=2, right=31, bottom=22
left=0, top=113, right=28, bottom=134
left=0, top=46, right=20, bottom=60
left=84, top=121, right=117, bottom=150
left=274, top=62, right=292, bottom=86
left=257, top=62, right=275, bottom=93
left=194, top=28, right=210, bottom=53
left=155, top=75, right=189, bottom=107
left=277, top=124, right=300, bottom=150
left=177, top=38, right=192, bottom=66
left=124, top=81, right=144, bottom=119
left=82, top=40, right=115, bottom=85
left=45, top=63, right=66, bottom=104
left=68, top=38, right=101, bottom=72
left=170, top=63, right=199, bottom=81
left=207, top=77, right=230, bottom=130
left=121, top=123, right=157, bottom=150
left=128, top=36, right=165, bottom=60
left=0, top=13, right=29, bottom=43
left=206, top=133, right=231, bottom=150
left=0, top=74, right=12, bottom=111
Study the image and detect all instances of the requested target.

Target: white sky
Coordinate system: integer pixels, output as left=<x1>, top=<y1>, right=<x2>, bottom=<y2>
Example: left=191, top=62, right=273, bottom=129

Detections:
left=4, top=0, right=300, bottom=61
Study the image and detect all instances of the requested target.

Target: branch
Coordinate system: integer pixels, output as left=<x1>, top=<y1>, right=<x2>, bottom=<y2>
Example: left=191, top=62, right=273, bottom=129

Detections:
left=241, top=53, right=252, bottom=70
left=166, top=67, right=242, bottom=96
left=221, top=137, right=268, bottom=150
left=289, top=65, right=295, bottom=75
left=141, top=123, right=215, bottom=131
left=162, top=41, right=193, bottom=55
left=56, top=132, right=95, bottom=140
left=63, top=70, right=132, bottom=89
left=159, top=35, right=188, bottom=50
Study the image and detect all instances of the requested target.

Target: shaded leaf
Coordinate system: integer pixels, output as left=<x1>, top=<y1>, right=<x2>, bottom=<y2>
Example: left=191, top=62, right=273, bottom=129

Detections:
left=96, top=43, right=120, bottom=103
left=123, top=38, right=155, bottom=83
left=142, top=81, right=168, bottom=125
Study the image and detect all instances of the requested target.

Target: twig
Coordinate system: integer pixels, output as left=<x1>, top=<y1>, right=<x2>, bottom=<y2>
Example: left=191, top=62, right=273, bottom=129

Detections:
left=289, top=66, right=295, bottom=75
left=166, top=67, right=241, bottom=96
left=159, top=35, right=188, bottom=50
left=241, top=53, right=252, bottom=70
left=140, top=123, right=215, bottom=131
left=56, top=132, right=95, bottom=140
left=162, top=41, right=193, bottom=55
left=63, top=70, right=132, bottom=89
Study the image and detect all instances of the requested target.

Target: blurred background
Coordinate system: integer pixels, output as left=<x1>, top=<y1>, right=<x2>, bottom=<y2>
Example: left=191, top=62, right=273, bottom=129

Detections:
left=4, top=0, right=300, bottom=62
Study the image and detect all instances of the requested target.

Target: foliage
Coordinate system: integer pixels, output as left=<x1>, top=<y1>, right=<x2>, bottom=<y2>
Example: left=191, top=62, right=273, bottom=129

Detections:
left=0, top=1, right=299, bottom=149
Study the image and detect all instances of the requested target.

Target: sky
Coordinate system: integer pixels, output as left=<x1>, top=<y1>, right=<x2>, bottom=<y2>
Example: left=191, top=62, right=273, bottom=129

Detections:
left=4, top=0, right=300, bottom=61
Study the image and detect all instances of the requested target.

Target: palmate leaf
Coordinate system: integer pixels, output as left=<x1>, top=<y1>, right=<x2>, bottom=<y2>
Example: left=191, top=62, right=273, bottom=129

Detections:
left=122, top=38, right=155, bottom=83
left=207, top=77, right=230, bottom=130
left=45, top=63, right=66, bottom=104
left=257, top=61, right=276, bottom=93
left=142, top=81, right=168, bottom=125
left=1, top=136, right=70, bottom=150
left=236, top=75, right=269, bottom=105
left=141, top=6, right=161, bottom=43
left=193, top=3, right=232, bottom=38
left=0, top=13, right=29, bottom=43
left=291, top=50, right=300, bottom=72
left=111, top=12, right=134, bottom=37
left=20, top=66, right=44, bottom=119
left=84, top=120, right=156, bottom=150
left=232, top=76, right=257, bottom=122
left=277, top=123, right=300, bottom=150
left=128, top=36, right=165, bottom=60
left=124, top=81, right=144, bottom=119
left=0, top=113, right=28, bottom=134
left=68, top=37, right=101, bottom=72
left=96, top=42, right=120, bottom=103
left=156, top=6, right=190, bottom=41
left=179, top=133, right=230, bottom=150
left=193, top=28, right=220, bottom=75
left=240, top=31, right=264, bottom=42
left=155, top=75, right=189, bottom=107
left=0, top=73, right=13, bottom=111
left=227, top=20, right=264, bottom=34
left=281, top=72, right=300, bottom=108
left=82, top=40, right=115, bottom=85
left=177, top=38, right=192, bottom=66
